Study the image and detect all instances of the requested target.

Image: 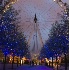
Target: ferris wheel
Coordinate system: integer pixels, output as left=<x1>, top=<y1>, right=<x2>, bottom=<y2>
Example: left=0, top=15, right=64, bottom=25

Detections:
left=12, top=0, right=68, bottom=56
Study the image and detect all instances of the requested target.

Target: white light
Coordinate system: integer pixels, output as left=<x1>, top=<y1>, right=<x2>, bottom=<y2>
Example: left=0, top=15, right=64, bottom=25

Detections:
left=3, top=10, right=6, bottom=13
left=60, top=4, right=62, bottom=7
left=21, top=60, right=23, bottom=64
left=10, top=58, right=11, bottom=61
left=16, top=42, right=18, bottom=43
left=7, top=5, right=10, bottom=8
left=53, top=0, right=56, bottom=2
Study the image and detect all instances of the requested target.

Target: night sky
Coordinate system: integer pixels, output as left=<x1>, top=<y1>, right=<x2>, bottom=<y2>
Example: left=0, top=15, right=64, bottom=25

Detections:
left=13, top=0, right=68, bottom=54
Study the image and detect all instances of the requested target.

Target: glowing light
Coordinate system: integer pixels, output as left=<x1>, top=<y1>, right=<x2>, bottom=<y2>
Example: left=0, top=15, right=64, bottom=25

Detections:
left=64, top=9, right=66, bottom=12
left=16, top=42, right=18, bottom=43
left=53, top=0, right=56, bottom=2
left=21, top=60, right=23, bottom=64
left=11, top=2, right=14, bottom=4
left=67, top=33, right=68, bottom=34
left=10, top=58, right=12, bottom=61
left=59, top=35, right=60, bottom=36
left=7, top=5, right=10, bottom=8
left=3, top=10, right=6, bottom=13
left=60, top=4, right=62, bottom=7
left=45, top=58, right=49, bottom=63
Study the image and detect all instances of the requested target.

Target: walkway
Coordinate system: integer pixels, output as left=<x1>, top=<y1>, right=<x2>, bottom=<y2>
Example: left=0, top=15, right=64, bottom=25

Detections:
left=16, top=65, right=53, bottom=70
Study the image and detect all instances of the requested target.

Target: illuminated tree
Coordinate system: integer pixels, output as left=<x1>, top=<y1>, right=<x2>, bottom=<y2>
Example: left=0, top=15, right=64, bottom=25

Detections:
left=49, top=6, right=69, bottom=55
left=39, top=5, right=69, bottom=69
left=48, top=6, right=69, bottom=69
left=0, top=4, right=30, bottom=65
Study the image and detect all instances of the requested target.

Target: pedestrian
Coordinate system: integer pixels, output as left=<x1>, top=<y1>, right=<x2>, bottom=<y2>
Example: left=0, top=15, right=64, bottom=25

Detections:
left=30, top=60, right=31, bottom=65
left=32, top=60, right=34, bottom=66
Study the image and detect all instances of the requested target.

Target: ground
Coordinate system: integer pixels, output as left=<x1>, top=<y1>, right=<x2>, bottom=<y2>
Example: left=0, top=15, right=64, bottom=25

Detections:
left=16, top=65, right=53, bottom=70
left=0, top=63, right=53, bottom=70
left=0, top=63, right=69, bottom=70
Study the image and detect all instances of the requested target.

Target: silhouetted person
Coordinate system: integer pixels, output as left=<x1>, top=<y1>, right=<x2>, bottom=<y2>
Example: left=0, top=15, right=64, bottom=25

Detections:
left=32, top=60, right=34, bottom=66
left=30, top=60, right=31, bottom=65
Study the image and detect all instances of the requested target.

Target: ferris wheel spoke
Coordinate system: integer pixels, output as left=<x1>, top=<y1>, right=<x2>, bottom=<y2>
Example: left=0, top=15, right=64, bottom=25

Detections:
left=19, top=21, right=33, bottom=32
left=40, top=1, right=55, bottom=16
left=28, top=29, right=34, bottom=46
left=40, top=29, right=48, bottom=40
left=23, top=23, right=33, bottom=33
left=42, top=24, right=51, bottom=30
left=32, top=35, right=36, bottom=52
left=39, top=27, right=49, bottom=37
left=37, top=24, right=44, bottom=47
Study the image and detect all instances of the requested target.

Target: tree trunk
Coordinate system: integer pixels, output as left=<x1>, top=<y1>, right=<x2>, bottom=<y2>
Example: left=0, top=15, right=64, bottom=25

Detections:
left=3, top=55, right=6, bottom=70
left=20, top=57, right=21, bottom=66
left=52, top=57, right=53, bottom=68
left=49, top=61, right=50, bottom=67
left=12, top=56, right=14, bottom=69
left=17, top=58, right=18, bottom=67
left=65, top=54, right=67, bottom=70
left=56, top=56, right=58, bottom=70
left=22, top=60, right=23, bottom=65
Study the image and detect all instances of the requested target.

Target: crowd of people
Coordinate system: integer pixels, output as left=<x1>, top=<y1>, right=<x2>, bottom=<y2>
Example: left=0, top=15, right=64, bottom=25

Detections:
left=24, top=59, right=48, bottom=66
